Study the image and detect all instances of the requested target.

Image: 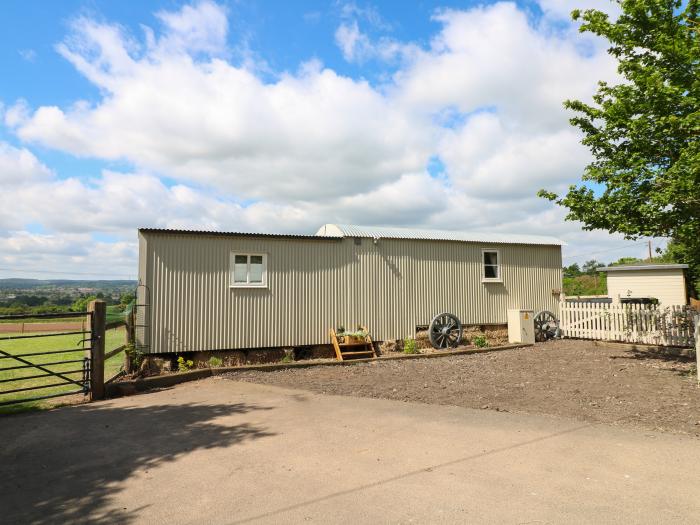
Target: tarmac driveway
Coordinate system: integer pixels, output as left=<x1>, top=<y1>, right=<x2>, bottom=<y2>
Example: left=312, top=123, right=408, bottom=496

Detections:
left=1, top=377, right=699, bottom=524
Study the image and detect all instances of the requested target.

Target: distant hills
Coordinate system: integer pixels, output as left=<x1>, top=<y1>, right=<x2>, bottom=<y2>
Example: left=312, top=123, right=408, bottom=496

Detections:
left=0, top=278, right=137, bottom=290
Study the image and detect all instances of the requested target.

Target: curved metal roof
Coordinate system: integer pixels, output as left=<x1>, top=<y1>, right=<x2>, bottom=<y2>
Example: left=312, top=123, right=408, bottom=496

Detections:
left=316, top=224, right=565, bottom=246
left=139, top=228, right=340, bottom=241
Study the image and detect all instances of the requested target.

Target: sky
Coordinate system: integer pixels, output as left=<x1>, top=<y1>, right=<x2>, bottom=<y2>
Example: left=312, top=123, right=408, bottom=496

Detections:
left=0, top=0, right=662, bottom=280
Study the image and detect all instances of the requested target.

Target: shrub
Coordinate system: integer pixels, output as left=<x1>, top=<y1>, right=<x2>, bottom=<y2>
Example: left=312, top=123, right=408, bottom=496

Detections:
left=208, top=356, right=223, bottom=368
left=177, top=356, right=194, bottom=372
left=403, top=338, right=419, bottom=354
left=473, top=335, right=488, bottom=348
left=125, top=343, right=144, bottom=371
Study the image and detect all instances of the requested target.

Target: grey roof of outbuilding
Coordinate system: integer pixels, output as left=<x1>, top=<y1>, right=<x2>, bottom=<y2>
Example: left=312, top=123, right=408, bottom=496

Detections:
left=600, top=263, right=689, bottom=272
left=316, top=224, right=565, bottom=246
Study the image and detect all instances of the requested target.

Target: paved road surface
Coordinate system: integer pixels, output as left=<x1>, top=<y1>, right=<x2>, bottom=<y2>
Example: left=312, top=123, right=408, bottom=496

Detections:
left=2, top=377, right=699, bottom=524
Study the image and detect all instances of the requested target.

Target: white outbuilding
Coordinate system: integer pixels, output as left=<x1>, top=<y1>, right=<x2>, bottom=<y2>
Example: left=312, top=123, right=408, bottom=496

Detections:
left=600, top=263, right=689, bottom=307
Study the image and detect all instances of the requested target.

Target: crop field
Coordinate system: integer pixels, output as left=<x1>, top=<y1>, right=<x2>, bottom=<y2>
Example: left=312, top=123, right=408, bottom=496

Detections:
left=0, top=326, right=126, bottom=414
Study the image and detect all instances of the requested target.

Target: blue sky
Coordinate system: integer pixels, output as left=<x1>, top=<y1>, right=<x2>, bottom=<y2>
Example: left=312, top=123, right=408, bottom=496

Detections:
left=0, top=0, right=658, bottom=279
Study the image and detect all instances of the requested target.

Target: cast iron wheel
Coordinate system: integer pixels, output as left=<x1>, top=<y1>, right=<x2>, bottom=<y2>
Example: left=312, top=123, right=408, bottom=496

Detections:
left=429, top=312, right=462, bottom=349
left=534, top=310, right=559, bottom=342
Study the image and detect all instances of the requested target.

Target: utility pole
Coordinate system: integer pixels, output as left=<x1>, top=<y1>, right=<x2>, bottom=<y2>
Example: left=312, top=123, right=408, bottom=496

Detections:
left=648, top=240, right=652, bottom=261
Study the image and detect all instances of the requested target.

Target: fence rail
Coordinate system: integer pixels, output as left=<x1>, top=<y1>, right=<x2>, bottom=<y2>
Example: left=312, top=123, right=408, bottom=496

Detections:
left=0, top=301, right=107, bottom=408
left=560, top=303, right=697, bottom=347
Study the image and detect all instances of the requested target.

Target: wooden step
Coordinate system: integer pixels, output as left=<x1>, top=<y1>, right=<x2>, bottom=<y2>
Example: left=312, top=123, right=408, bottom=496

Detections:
left=329, top=327, right=377, bottom=362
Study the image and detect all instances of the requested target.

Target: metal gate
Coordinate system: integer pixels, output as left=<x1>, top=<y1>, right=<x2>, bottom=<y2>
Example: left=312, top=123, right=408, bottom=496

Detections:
left=0, top=311, right=95, bottom=407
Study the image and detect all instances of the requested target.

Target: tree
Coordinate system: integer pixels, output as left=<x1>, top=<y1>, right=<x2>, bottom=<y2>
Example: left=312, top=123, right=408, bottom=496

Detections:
left=119, top=292, right=135, bottom=306
left=657, top=240, right=699, bottom=296
left=539, top=0, right=700, bottom=292
left=563, top=273, right=608, bottom=296
left=563, top=263, right=583, bottom=277
left=71, top=295, right=97, bottom=312
left=582, top=259, right=605, bottom=274
left=610, top=256, right=643, bottom=266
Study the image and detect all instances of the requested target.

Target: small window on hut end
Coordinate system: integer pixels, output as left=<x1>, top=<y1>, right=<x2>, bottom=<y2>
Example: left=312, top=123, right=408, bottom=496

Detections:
left=230, top=253, right=267, bottom=288
left=482, top=249, right=501, bottom=282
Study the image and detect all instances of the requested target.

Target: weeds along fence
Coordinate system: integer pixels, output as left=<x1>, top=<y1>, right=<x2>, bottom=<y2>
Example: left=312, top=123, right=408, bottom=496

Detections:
left=560, top=302, right=697, bottom=347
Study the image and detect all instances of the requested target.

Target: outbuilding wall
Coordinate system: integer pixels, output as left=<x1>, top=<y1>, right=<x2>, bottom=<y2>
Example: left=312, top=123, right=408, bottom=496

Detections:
left=137, top=232, right=562, bottom=353
left=607, top=269, right=688, bottom=306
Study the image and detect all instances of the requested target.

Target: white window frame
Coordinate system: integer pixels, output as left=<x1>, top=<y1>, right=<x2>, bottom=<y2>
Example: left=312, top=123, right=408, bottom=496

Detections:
left=230, top=252, right=268, bottom=288
left=481, top=248, right=502, bottom=283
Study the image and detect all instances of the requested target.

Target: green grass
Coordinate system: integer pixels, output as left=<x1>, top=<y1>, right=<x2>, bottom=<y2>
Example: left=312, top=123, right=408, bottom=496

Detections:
left=0, top=326, right=126, bottom=414
left=0, top=316, right=86, bottom=324
left=106, top=305, right=126, bottom=325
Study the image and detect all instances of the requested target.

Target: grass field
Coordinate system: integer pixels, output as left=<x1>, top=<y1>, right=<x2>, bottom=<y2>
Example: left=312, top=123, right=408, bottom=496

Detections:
left=0, top=305, right=127, bottom=324
left=106, top=305, right=127, bottom=325
left=0, top=326, right=126, bottom=414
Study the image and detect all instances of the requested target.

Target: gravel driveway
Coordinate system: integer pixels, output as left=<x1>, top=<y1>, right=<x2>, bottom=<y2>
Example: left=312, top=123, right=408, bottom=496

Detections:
left=227, top=339, right=700, bottom=436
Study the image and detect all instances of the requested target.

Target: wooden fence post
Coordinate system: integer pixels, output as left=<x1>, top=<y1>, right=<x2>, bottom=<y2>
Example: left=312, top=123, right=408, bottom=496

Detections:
left=695, top=314, right=699, bottom=385
left=88, top=300, right=106, bottom=400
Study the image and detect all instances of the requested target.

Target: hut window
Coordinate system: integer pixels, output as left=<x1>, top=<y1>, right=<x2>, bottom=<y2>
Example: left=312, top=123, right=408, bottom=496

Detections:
left=482, top=249, right=501, bottom=282
left=231, top=253, right=267, bottom=288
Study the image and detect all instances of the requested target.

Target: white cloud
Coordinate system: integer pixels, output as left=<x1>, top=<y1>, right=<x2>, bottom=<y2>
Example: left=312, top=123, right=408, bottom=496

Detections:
left=437, top=112, right=591, bottom=199
left=1, top=0, right=652, bottom=278
left=0, top=141, right=53, bottom=185
left=0, top=231, right=138, bottom=279
left=335, top=20, right=371, bottom=62
left=154, top=0, right=228, bottom=56
left=12, top=2, right=432, bottom=203
left=394, top=3, right=616, bottom=130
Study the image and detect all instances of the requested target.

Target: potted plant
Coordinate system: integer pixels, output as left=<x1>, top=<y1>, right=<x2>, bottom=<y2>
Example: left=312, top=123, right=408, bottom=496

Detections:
left=345, top=326, right=368, bottom=344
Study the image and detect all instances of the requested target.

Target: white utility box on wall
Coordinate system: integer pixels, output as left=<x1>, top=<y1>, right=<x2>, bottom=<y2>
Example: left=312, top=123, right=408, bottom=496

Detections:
left=507, top=309, right=535, bottom=344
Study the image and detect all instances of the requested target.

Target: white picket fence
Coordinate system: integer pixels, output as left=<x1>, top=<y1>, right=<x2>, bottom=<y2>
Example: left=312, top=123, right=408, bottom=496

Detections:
left=560, top=302, right=697, bottom=347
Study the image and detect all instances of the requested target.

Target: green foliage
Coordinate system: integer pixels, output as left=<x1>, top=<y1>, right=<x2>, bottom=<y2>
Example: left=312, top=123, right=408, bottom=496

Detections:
left=0, top=304, right=68, bottom=317
left=106, top=305, right=126, bottom=324
left=610, top=257, right=643, bottom=266
left=563, top=263, right=582, bottom=278
left=125, top=343, right=145, bottom=371
left=540, top=0, right=700, bottom=294
left=119, top=292, right=135, bottom=305
left=71, top=295, right=97, bottom=312
left=582, top=260, right=605, bottom=274
left=563, top=273, right=608, bottom=296
left=280, top=354, right=294, bottom=363
left=403, top=338, right=419, bottom=354
left=338, top=327, right=369, bottom=338
left=473, top=335, right=489, bottom=348
left=563, top=259, right=608, bottom=295
left=177, top=356, right=194, bottom=372
left=658, top=240, right=700, bottom=295
left=208, top=356, right=223, bottom=368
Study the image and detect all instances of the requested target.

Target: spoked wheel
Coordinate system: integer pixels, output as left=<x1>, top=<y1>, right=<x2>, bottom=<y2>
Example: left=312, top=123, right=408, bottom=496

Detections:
left=429, top=312, right=462, bottom=349
left=534, top=310, right=559, bottom=342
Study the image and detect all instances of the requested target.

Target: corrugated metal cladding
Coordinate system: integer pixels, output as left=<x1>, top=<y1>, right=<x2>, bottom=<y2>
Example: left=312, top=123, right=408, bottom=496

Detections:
left=316, top=223, right=565, bottom=246
left=138, top=231, right=562, bottom=353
